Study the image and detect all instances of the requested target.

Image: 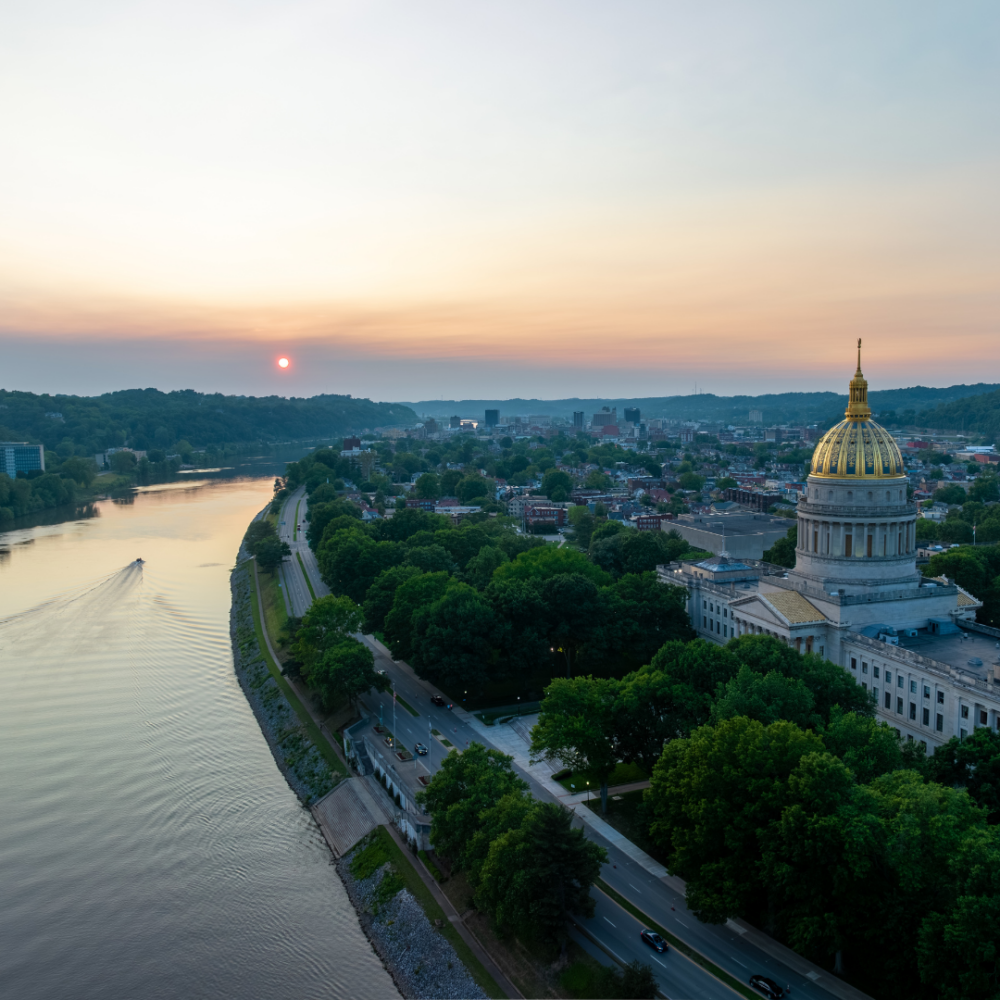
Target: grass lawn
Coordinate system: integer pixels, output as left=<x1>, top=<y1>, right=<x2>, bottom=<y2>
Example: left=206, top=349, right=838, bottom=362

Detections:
left=366, top=828, right=505, bottom=999
left=259, top=568, right=289, bottom=663
left=295, top=551, right=316, bottom=601
left=245, top=562, right=346, bottom=777
left=557, top=761, right=647, bottom=794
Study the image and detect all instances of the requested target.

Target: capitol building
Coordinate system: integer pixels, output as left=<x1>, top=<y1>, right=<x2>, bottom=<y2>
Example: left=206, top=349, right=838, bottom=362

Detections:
left=664, top=343, right=994, bottom=750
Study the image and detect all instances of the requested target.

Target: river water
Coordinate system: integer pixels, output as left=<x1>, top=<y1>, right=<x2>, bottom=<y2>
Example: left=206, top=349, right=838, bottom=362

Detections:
left=0, top=476, right=400, bottom=1000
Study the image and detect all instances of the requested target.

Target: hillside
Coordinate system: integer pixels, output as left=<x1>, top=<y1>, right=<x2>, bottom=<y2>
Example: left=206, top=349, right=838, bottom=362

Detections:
left=403, top=384, right=1000, bottom=428
left=0, top=389, right=416, bottom=456
left=910, top=389, right=1000, bottom=442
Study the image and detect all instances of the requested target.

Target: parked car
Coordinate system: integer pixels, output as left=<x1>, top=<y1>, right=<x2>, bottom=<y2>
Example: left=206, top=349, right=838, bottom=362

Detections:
left=430, top=695, right=446, bottom=706
left=749, top=976, right=784, bottom=999
left=639, top=929, right=668, bottom=953
left=414, top=743, right=429, bottom=755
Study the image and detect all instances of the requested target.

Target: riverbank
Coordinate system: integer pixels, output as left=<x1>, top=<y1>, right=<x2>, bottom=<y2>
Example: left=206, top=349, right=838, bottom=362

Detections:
left=230, top=554, right=340, bottom=805
left=338, top=828, right=492, bottom=1000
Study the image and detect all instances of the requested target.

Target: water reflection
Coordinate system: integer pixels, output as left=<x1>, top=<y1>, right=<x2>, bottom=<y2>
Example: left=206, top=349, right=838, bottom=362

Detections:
left=0, top=476, right=400, bottom=1000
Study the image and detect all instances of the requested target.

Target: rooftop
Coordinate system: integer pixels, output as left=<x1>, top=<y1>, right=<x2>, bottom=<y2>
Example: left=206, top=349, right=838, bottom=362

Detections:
left=897, top=629, right=1000, bottom=685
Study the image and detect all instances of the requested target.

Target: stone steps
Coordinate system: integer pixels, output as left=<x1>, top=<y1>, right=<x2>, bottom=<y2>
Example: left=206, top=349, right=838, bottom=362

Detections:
left=312, top=778, right=390, bottom=857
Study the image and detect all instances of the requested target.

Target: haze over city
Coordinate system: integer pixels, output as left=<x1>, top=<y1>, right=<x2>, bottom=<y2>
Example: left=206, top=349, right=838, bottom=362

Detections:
left=2, top=1, right=999, bottom=399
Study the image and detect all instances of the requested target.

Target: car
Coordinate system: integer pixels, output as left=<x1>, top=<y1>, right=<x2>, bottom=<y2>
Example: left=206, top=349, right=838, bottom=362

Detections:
left=639, top=929, right=667, bottom=953
left=430, top=695, right=446, bottom=706
left=749, top=976, right=784, bottom=999
left=414, top=743, right=429, bottom=755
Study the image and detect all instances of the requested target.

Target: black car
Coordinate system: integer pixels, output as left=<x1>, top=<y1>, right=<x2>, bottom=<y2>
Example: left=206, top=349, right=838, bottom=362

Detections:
left=430, top=695, right=446, bottom=706
left=639, top=929, right=667, bottom=953
left=414, top=743, right=429, bottom=755
left=749, top=976, right=784, bottom=999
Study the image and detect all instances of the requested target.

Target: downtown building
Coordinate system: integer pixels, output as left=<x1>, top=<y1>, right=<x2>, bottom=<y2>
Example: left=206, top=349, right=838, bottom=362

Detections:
left=662, top=347, right=992, bottom=750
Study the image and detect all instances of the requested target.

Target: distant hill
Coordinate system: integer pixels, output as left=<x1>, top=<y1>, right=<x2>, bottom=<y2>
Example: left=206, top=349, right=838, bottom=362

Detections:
left=0, top=389, right=416, bottom=456
left=401, top=384, right=1000, bottom=428
left=908, top=389, right=1000, bottom=443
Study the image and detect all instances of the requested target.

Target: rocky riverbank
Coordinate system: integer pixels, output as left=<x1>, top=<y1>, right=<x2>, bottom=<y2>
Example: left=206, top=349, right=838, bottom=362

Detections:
left=229, top=554, right=335, bottom=805
left=338, top=833, right=488, bottom=1000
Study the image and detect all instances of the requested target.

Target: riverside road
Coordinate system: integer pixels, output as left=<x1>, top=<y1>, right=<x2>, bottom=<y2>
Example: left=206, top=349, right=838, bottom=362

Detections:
left=276, top=489, right=865, bottom=1000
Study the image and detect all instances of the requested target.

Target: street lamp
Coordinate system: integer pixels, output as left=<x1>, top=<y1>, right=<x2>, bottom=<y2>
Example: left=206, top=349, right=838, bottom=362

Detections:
left=586, top=781, right=590, bottom=804
left=516, top=696, right=520, bottom=716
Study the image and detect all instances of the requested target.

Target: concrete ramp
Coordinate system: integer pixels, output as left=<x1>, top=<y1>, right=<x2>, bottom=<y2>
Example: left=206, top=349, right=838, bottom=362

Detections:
left=312, top=778, right=392, bottom=857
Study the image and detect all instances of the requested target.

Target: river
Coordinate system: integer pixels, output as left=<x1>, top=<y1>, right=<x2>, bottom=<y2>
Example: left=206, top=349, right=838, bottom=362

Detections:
left=0, top=475, right=400, bottom=1000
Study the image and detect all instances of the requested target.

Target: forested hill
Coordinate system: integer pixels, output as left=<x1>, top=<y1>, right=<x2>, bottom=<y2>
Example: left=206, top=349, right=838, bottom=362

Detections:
left=403, top=384, right=1000, bottom=427
left=907, top=388, right=1000, bottom=442
left=0, top=389, right=416, bottom=456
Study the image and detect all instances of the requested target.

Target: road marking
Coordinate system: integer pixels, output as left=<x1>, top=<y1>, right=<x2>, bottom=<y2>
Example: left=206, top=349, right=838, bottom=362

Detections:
left=652, top=956, right=666, bottom=967
left=730, top=955, right=748, bottom=969
left=674, top=917, right=689, bottom=927
left=629, top=883, right=641, bottom=893
left=604, top=917, right=616, bottom=928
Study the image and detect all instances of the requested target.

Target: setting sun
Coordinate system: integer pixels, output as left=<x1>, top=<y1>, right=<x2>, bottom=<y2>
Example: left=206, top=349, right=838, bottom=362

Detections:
left=277, top=357, right=289, bottom=369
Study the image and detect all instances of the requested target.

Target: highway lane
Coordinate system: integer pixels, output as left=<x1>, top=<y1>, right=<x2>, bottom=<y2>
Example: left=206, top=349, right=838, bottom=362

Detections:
left=573, top=890, right=739, bottom=1000
left=280, top=493, right=849, bottom=1000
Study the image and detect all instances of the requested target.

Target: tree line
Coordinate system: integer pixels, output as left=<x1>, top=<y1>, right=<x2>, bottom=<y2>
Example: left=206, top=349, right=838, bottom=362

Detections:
left=0, top=387, right=414, bottom=458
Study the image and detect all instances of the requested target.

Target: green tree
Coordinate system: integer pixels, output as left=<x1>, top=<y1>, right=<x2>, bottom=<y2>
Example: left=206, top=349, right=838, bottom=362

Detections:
left=456, top=475, right=493, bottom=504
left=567, top=505, right=596, bottom=549
left=254, top=535, right=291, bottom=574
left=361, top=564, right=422, bottom=634
left=541, top=468, right=573, bottom=502
left=539, top=573, right=608, bottom=677
left=928, top=727, right=1000, bottom=824
left=244, top=518, right=277, bottom=553
left=413, top=472, right=441, bottom=499
left=110, top=450, right=137, bottom=474
left=306, top=498, right=362, bottom=550
left=305, top=637, right=384, bottom=710
left=291, top=594, right=364, bottom=673
left=968, top=474, right=1000, bottom=504
left=404, top=544, right=456, bottom=574
left=763, top=524, right=797, bottom=567
left=531, top=675, right=620, bottom=812
left=604, top=572, right=694, bottom=672
left=710, top=665, right=820, bottom=730
left=820, top=708, right=906, bottom=785
left=917, top=825, right=1000, bottom=1000
left=317, top=528, right=406, bottom=602
left=646, top=716, right=827, bottom=924
left=411, top=582, right=501, bottom=689
left=58, top=456, right=98, bottom=485
left=415, top=742, right=528, bottom=868
left=493, top=544, right=611, bottom=587
left=475, top=801, right=607, bottom=951
left=463, top=544, right=509, bottom=589
left=383, top=571, right=450, bottom=661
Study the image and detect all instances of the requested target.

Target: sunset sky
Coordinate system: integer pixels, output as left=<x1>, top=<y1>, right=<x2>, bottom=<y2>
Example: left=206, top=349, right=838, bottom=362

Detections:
left=2, top=1, right=998, bottom=400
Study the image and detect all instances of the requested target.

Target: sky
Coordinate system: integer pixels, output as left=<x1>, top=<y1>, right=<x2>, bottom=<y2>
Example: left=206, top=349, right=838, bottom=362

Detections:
left=2, top=0, right=999, bottom=401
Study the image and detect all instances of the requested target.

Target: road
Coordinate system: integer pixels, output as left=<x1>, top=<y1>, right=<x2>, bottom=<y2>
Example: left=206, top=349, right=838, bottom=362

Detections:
left=278, top=489, right=862, bottom=1000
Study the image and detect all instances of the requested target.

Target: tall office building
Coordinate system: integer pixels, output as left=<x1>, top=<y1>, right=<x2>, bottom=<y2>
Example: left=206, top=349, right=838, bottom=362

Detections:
left=623, top=406, right=640, bottom=424
left=484, top=409, right=499, bottom=428
left=1, top=442, right=45, bottom=478
left=573, top=411, right=585, bottom=429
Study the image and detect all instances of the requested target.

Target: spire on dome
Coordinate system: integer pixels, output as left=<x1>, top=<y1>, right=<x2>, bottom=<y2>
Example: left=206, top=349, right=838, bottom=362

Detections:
left=845, top=338, right=871, bottom=420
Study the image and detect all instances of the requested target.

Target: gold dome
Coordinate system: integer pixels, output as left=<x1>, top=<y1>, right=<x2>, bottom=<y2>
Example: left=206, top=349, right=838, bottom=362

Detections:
left=810, top=340, right=905, bottom=479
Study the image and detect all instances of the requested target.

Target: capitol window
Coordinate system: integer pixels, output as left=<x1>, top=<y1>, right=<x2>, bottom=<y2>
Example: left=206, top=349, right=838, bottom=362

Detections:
left=937, top=691, right=945, bottom=704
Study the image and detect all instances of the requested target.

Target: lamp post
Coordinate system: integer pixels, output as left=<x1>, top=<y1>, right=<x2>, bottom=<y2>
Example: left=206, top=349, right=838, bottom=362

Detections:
left=516, top=696, right=520, bottom=716
left=586, top=781, right=590, bottom=804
